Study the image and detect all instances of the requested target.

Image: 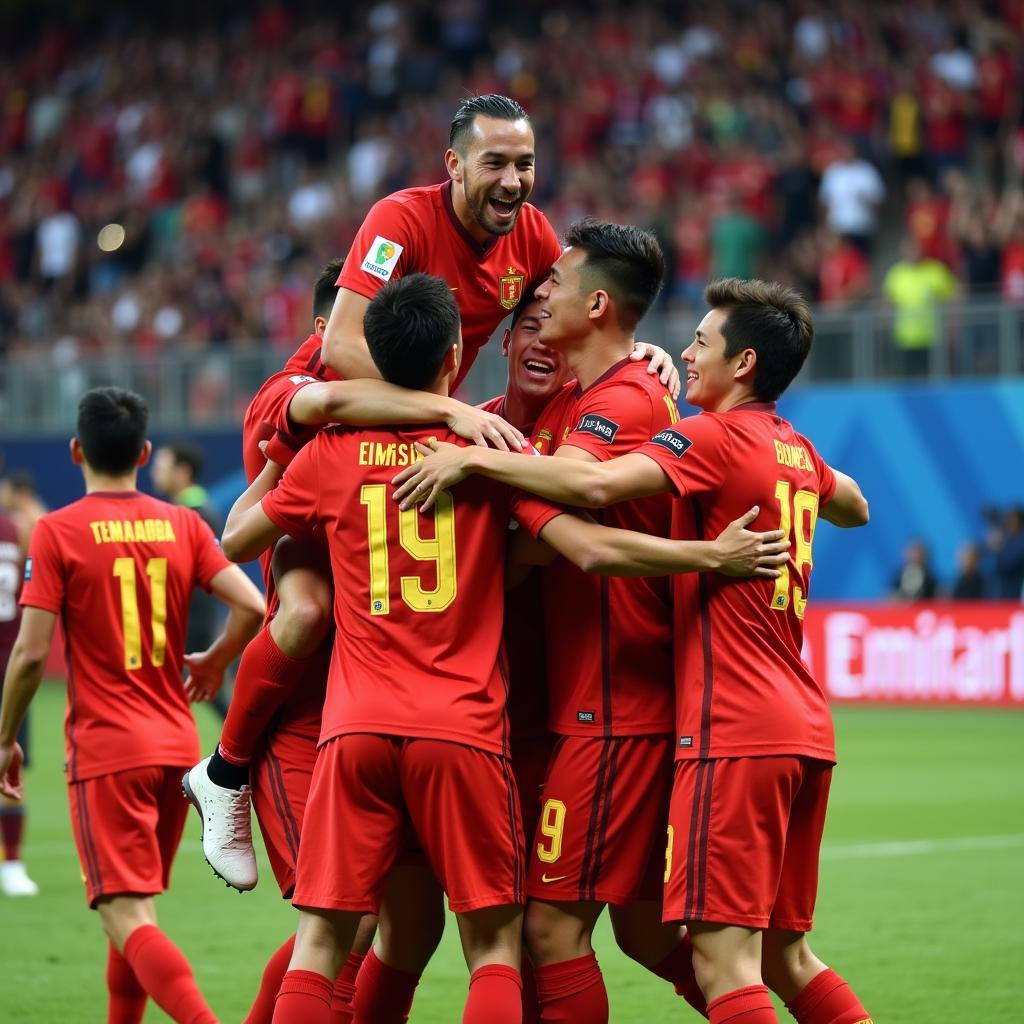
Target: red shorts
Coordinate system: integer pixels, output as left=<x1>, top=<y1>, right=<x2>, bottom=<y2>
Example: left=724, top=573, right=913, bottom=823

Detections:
left=663, top=756, right=832, bottom=931
left=68, top=765, right=189, bottom=909
left=525, top=734, right=674, bottom=906
left=292, top=734, right=525, bottom=915
left=511, top=733, right=555, bottom=851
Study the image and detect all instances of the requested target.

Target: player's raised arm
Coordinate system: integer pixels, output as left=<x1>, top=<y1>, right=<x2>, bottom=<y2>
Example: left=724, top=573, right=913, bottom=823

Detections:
left=183, top=567, right=266, bottom=703
left=533, top=506, right=788, bottom=578
left=820, top=470, right=870, bottom=528
left=221, top=459, right=287, bottom=562
left=287, top=380, right=526, bottom=452
left=320, top=287, right=379, bottom=380
left=393, top=443, right=669, bottom=512
left=0, top=607, right=58, bottom=797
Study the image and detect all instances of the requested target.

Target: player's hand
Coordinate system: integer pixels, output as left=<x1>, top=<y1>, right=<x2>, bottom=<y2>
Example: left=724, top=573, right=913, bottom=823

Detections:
left=630, top=342, right=681, bottom=400
left=0, top=742, right=24, bottom=800
left=713, top=506, right=790, bottom=578
left=183, top=649, right=229, bottom=703
left=445, top=400, right=527, bottom=452
left=392, top=441, right=469, bottom=512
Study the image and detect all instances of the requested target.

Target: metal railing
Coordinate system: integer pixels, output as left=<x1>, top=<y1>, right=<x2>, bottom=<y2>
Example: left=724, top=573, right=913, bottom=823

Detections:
left=3, top=297, right=1022, bottom=435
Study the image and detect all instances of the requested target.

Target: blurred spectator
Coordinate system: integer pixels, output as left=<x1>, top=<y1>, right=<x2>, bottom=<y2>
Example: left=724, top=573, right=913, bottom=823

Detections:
left=951, top=542, right=987, bottom=600
left=0, top=469, right=47, bottom=557
left=891, top=540, right=940, bottom=602
left=882, top=235, right=957, bottom=377
left=985, top=506, right=1024, bottom=599
left=710, top=191, right=764, bottom=281
left=818, top=230, right=870, bottom=308
left=818, top=139, right=886, bottom=255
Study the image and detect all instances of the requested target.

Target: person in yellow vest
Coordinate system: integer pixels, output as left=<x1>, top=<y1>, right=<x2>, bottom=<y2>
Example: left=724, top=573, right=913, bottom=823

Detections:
left=882, top=235, right=958, bottom=377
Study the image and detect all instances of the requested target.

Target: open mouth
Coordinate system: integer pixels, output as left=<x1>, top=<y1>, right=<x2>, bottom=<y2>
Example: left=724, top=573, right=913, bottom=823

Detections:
left=686, top=371, right=698, bottom=384
left=523, top=357, right=556, bottom=379
left=488, top=195, right=519, bottom=220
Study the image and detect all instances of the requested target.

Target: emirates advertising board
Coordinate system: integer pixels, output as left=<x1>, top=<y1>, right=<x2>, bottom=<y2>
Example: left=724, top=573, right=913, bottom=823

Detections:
left=803, top=604, right=1024, bottom=706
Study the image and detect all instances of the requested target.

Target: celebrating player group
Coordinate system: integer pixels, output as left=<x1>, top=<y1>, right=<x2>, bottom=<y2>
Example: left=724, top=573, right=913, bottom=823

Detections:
left=0, top=95, right=873, bottom=1024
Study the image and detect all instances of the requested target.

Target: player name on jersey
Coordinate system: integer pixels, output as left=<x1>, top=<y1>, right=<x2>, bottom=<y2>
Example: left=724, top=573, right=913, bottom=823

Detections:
left=88, top=518, right=178, bottom=544
left=774, top=440, right=814, bottom=472
left=357, top=441, right=429, bottom=468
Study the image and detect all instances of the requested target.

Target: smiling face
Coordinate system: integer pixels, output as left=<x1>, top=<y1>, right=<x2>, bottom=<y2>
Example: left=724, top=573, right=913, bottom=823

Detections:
left=502, top=298, right=570, bottom=404
left=681, top=307, right=754, bottom=411
left=447, top=115, right=536, bottom=238
left=532, top=247, right=597, bottom=348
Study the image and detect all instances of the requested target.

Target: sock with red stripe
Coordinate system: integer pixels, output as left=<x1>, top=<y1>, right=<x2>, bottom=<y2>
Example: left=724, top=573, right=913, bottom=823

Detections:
left=521, top=956, right=541, bottom=1024
left=785, top=969, right=872, bottom=1024
left=218, top=627, right=308, bottom=769
left=464, top=964, right=523, bottom=1024
left=352, top=948, right=421, bottom=1023
left=534, top=953, right=608, bottom=1023
left=243, top=935, right=296, bottom=1024
left=272, top=970, right=333, bottom=1024
left=651, top=934, right=708, bottom=1017
left=707, top=985, right=778, bottom=1023
left=331, top=951, right=365, bottom=1023
left=122, top=924, right=216, bottom=1024
left=106, top=942, right=147, bottom=1024
left=0, top=805, right=24, bottom=859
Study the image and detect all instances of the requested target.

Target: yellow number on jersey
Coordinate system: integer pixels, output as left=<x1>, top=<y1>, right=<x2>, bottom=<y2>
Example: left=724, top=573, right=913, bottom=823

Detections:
left=360, top=484, right=457, bottom=616
left=113, top=557, right=168, bottom=670
left=536, top=798, right=567, bottom=864
left=664, top=824, right=675, bottom=883
left=769, top=480, right=819, bottom=619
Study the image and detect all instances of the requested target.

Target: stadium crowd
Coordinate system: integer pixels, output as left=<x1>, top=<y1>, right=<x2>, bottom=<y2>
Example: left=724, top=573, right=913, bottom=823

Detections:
left=1, top=0, right=1024, bottom=376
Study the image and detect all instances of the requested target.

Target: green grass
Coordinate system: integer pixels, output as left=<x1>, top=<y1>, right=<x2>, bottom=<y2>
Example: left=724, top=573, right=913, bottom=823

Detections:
left=2, top=686, right=1023, bottom=1021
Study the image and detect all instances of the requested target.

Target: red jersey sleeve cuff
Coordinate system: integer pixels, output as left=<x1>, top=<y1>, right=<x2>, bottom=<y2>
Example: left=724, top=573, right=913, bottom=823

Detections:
left=334, top=274, right=380, bottom=301
left=199, top=554, right=233, bottom=593
left=261, top=495, right=311, bottom=539
left=19, top=595, right=62, bottom=615
left=264, top=427, right=316, bottom=468
left=512, top=494, right=566, bottom=538
left=636, top=445, right=684, bottom=496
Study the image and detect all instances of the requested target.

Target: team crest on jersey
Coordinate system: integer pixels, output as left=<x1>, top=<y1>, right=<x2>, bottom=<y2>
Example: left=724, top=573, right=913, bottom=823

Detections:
left=499, top=266, right=525, bottom=310
left=650, top=429, right=693, bottom=458
left=361, top=236, right=404, bottom=281
left=534, top=428, right=553, bottom=453
left=23, top=556, right=32, bottom=581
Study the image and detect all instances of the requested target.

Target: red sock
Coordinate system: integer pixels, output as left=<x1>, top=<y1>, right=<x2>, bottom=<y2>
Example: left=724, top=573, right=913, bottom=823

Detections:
left=707, top=985, right=778, bottom=1023
left=219, top=627, right=307, bottom=765
left=243, top=935, right=296, bottom=1024
left=352, top=948, right=421, bottom=1023
left=272, top=970, right=333, bottom=1024
left=534, top=953, right=608, bottom=1024
left=0, top=806, right=24, bottom=860
left=521, top=957, right=541, bottom=1024
left=122, top=924, right=216, bottom=1024
left=331, top=952, right=365, bottom=1023
left=464, top=964, right=523, bottom=1024
left=652, top=934, right=708, bottom=1017
left=107, top=942, right=147, bottom=1024
left=785, top=969, right=872, bottom=1024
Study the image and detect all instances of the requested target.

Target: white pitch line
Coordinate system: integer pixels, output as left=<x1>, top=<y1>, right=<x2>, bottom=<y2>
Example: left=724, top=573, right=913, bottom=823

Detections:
left=822, top=834, right=1024, bottom=860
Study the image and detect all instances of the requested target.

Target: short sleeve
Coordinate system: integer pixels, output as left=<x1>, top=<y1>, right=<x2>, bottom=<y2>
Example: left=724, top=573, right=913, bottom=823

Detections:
left=560, top=381, right=669, bottom=462
left=19, top=517, right=65, bottom=614
left=186, top=510, right=233, bottom=591
left=262, top=441, right=322, bottom=539
left=802, top=437, right=838, bottom=506
left=511, top=492, right=566, bottom=538
left=635, top=414, right=731, bottom=498
left=336, top=198, right=420, bottom=300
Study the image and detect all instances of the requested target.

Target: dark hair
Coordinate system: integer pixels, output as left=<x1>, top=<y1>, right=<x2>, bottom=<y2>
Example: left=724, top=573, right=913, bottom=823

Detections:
left=161, top=442, right=204, bottom=481
left=363, top=274, right=461, bottom=390
left=76, top=387, right=149, bottom=476
left=564, top=219, right=665, bottom=328
left=3, top=469, right=38, bottom=495
left=449, top=94, right=529, bottom=153
left=510, top=292, right=541, bottom=327
left=313, top=258, right=343, bottom=321
left=703, top=278, right=814, bottom=401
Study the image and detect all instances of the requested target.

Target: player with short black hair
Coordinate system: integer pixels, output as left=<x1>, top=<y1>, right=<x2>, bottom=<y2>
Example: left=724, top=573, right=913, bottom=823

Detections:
left=0, top=387, right=265, bottom=1024
left=449, top=94, right=530, bottom=154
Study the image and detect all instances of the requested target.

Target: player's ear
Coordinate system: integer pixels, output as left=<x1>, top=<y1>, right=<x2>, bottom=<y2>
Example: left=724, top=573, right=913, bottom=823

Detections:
left=69, top=438, right=84, bottom=465
left=443, top=342, right=460, bottom=375
left=587, top=289, right=610, bottom=322
left=313, top=315, right=327, bottom=337
left=136, top=440, right=153, bottom=468
left=444, top=148, right=463, bottom=184
left=501, top=328, right=511, bottom=357
left=733, top=347, right=757, bottom=382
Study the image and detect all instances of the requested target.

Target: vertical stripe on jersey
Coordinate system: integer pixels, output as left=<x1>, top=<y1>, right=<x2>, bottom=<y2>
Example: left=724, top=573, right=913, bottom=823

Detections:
left=497, top=645, right=511, bottom=760
left=266, top=751, right=301, bottom=860
left=75, top=780, right=104, bottom=900
left=63, top=609, right=79, bottom=781
left=600, top=576, right=613, bottom=736
left=499, top=756, right=524, bottom=902
left=690, top=499, right=716, bottom=758
left=683, top=760, right=707, bottom=919
left=694, top=760, right=716, bottom=920
left=583, top=736, right=622, bottom=901
left=578, top=738, right=612, bottom=902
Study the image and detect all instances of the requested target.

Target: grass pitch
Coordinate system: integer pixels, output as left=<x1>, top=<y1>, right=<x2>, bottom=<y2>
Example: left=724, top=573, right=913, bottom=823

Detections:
left=2, top=683, right=1022, bottom=1022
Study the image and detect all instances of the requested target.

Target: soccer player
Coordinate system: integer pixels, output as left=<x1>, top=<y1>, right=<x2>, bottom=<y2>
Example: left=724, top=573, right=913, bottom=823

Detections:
left=220, top=273, right=786, bottom=1024
left=0, top=503, right=37, bottom=897
left=0, top=387, right=266, bottom=1024
left=394, top=278, right=873, bottom=1024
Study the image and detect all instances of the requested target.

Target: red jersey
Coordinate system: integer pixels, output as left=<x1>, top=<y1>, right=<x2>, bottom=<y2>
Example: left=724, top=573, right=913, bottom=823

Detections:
left=0, top=513, right=21, bottom=666
left=532, top=358, right=678, bottom=737
left=262, top=424, right=546, bottom=757
left=637, top=405, right=838, bottom=763
left=20, top=492, right=231, bottom=782
left=337, top=182, right=561, bottom=387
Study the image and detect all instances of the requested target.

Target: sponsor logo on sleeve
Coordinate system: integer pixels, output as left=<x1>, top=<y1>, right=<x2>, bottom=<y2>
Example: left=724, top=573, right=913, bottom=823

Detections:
left=23, top=556, right=32, bottom=581
left=650, top=429, right=693, bottom=458
left=575, top=414, right=620, bottom=444
left=679, top=735, right=693, bottom=748
left=288, top=375, right=316, bottom=386
left=361, top=236, right=404, bottom=281
left=577, top=710, right=596, bottom=723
